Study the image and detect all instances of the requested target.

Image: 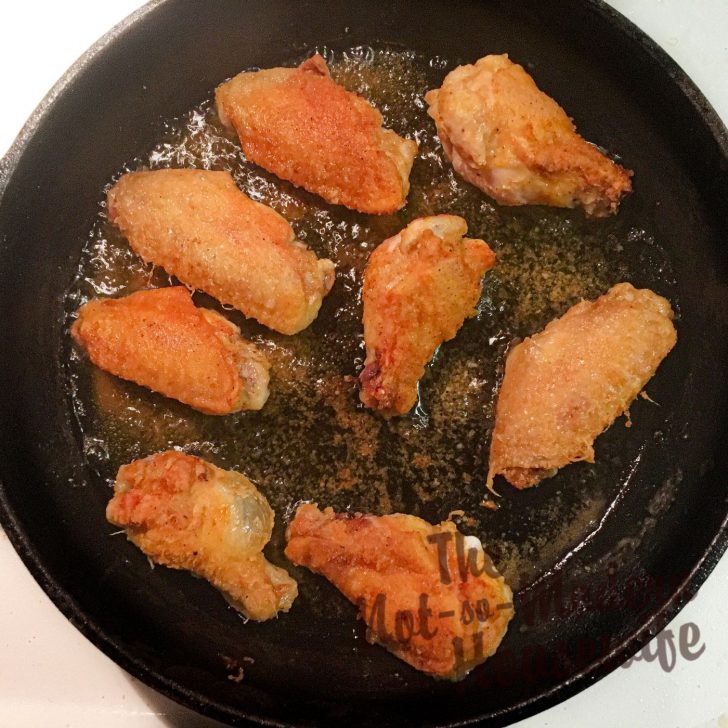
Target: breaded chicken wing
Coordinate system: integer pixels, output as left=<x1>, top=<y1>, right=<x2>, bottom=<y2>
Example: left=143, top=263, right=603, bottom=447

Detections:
left=216, top=54, right=418, bottom=214
left=107, top=451, right=297, bottom=621
left=360, top=216, right=496, bottom=416
left=285, top=504, right=513, bottom=680
left=72, top=287, right=269, bottom=414
left=488, top=283, right=677, bottom=489
left=426, top=55, right=632, bottom=217
left=107, top=169, right=335, bottom=335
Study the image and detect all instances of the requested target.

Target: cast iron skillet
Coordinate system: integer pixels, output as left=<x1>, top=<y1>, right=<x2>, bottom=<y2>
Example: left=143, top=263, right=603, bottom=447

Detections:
left=1, top=1, right=728, bottom=726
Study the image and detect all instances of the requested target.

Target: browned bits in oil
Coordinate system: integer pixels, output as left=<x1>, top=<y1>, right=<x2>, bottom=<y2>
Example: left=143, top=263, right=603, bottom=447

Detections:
left=64, top=47, right=678, bottom=592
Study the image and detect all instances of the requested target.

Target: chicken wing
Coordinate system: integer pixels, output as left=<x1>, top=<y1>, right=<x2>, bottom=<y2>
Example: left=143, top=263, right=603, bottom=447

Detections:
left=285, top=504, right=513, bottom=680
left=425, top=54, right=632, bottom=217
left=360, top=215, right=496, bottom=416
left=215, top=54, right=418, bottom=214
left=72, top=287, right=269, bottom=414
left=107, top=451, right=297, bottom=621
left=107, top=169, right=335, bottom=335
left=488, top=283, right=677, bottom=489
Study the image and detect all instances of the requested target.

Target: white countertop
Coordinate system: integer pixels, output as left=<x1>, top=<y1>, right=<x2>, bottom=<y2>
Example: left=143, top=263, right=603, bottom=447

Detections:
left=1, top=2, right=727, bottom=726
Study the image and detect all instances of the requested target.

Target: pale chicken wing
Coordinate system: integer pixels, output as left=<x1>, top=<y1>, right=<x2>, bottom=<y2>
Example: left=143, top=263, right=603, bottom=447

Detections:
left=360, top=215, right=496, bottom=416
left=107, top=451, right=297, bottom=621
left=426, top=55, right=632, bottom=217
left=72, top=287, right=269, bottom=414
left=285, top=504, right=513, bottom=680
left=216, top=54, right=418, bottom=214
left=488, top=283, right=677, bottom=489
left=107, top=169, right=335, bottom=335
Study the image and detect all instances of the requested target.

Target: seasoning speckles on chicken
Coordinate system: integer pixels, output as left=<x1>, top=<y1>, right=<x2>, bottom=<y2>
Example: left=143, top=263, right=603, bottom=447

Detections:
left=285, top=503, right=514, bottom=680
left=487, top=283, right=677, bottom=489
left=72, top=287, right=269, bottom=414
left=360, top=215, right=496, bottom=417
left=107, top=451, right=297, bottom=621
left=426, top=54, right=632, bottom=217
left=216, top=54, right=418, bottom=214
left=107, top=169, right=335, bottom=335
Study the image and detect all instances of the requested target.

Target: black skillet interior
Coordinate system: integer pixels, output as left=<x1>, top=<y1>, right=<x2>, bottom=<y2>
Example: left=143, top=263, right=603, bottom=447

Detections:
left=1, top=1, right=728, bottom=726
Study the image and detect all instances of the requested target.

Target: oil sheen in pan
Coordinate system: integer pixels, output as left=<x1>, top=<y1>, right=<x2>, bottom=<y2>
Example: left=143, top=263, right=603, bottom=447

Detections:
left=63, top=46, right=679, bottom=600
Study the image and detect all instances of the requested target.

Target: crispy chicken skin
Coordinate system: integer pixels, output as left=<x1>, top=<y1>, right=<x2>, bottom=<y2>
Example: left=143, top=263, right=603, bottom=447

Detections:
left=360, top=215, right=496, bottom=416
left=425, top=54, right=632, bottom=217
left=72, top=287, right=269, bottom=414
left=107, top=169, right=335, bottom=335
left=285, top=504, right=513, bottom=680
left=215, top=54, right=418, bottom=214
left=488, top=283, right=677, bottom=489
left=107, top=451, right=297, bottom=621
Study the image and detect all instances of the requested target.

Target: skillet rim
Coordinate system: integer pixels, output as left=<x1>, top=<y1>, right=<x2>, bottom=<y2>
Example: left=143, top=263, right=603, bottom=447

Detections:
left=0, top=1, right=727, bottom=725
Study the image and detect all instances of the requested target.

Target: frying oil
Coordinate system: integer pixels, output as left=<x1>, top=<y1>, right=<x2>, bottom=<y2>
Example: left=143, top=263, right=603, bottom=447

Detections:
left=64, top=47, right=677, bottom=592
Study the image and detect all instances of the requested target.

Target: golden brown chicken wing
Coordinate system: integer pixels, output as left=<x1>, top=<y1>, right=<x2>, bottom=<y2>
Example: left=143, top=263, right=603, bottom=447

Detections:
left=359, top=215, right=496, bottom=416
left=488, top=283, right=677, bottom=489
left=215, top=54, right=418, bottom=214
left=425, top=54, right=632, bottom=217
left=107, top=169, right=335, bottom=335
left=107, top=451, right=297, bottom=621
left=72, top=287, right=269, bottom=414
left=285, top=504, right=513, bottom=680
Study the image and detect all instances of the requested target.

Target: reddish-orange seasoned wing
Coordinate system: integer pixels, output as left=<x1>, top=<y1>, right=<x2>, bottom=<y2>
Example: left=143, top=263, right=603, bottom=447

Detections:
left=107, top=451, right=297, bottom=621
left=488, top=283, right=677, bottom=489
left=426, top=55, right=632, bottom=217
left=285, top=504, right=513, bottom=680
left=72, top=287, right=269, bottom=414
left=360, top=215, right=496, bottom=416
left=107, top=169, right=335, bottom=335
left=216, top=54, right=418, bottom=214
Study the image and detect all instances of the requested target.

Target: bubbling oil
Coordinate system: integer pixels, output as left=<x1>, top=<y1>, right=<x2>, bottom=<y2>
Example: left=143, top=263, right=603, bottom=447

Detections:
left=64, top=47, right=677, bottom=592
